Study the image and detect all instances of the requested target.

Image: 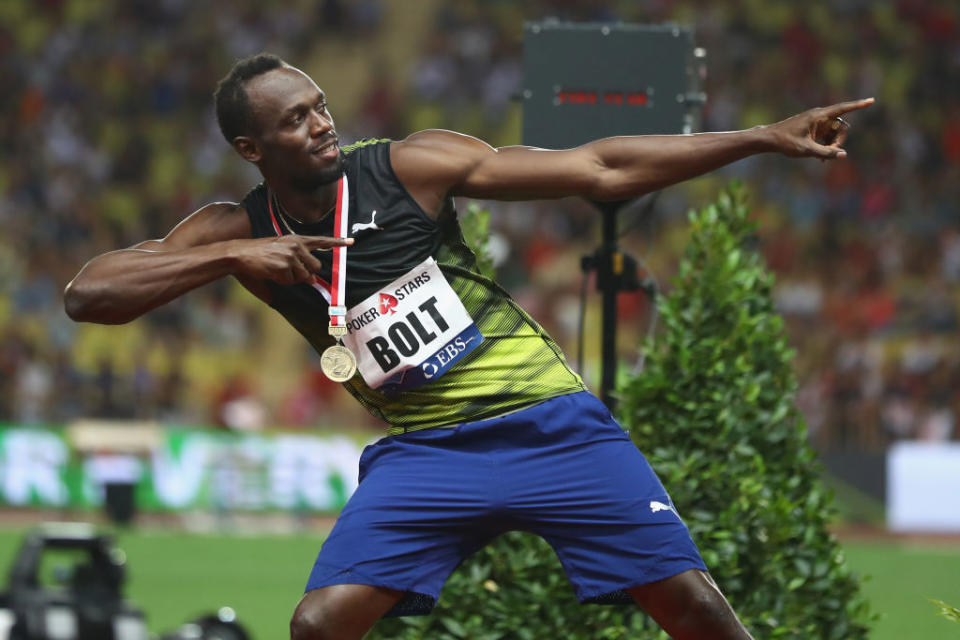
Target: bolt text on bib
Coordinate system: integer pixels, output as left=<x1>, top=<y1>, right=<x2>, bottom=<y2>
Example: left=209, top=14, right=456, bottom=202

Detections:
left=366, top=296, right=449, bottom=372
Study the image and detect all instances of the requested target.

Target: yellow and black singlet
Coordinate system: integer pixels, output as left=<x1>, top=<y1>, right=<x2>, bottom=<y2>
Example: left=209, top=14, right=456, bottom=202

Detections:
left=241, top=139, right=586, bottom=434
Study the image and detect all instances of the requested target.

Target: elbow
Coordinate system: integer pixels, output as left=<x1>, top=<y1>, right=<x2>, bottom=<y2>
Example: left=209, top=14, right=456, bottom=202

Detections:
left=63, top=279, right=129, bottom=324
left=63, top=279, right=93, bottom=322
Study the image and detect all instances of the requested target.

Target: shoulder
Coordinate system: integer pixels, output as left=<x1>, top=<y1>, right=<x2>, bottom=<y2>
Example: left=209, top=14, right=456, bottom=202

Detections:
left=391, top=129, right=493, bottom=162
left=341, top=137, right=393, bottom=156
left=159, top=201, right=252, bottom=249
left=390, top=129, right=495, bottom=190
left=180, top=201, right=251, bottom=234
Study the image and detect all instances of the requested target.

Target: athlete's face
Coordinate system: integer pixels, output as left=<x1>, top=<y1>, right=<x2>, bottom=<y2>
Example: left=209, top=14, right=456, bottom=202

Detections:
left=240, top=66, right=344, bottom=190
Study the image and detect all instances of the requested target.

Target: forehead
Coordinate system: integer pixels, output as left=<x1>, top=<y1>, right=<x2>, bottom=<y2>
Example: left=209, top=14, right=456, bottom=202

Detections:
left=244, top=66, right=324, bottom=124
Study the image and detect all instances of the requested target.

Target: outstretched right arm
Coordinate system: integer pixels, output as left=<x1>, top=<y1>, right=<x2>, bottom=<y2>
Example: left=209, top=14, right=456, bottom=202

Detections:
left=64, top=202, right=351, bottom=324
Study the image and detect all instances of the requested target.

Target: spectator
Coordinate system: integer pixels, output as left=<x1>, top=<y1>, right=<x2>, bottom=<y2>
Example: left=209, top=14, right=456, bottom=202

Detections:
left=0, top=1, right=956, bottom=451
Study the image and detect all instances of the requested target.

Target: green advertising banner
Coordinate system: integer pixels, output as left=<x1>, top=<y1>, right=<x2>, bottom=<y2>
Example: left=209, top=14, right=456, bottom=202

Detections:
left=0, top=426, right=367, bottom=513
left=0, top=427, right=71, bottom=507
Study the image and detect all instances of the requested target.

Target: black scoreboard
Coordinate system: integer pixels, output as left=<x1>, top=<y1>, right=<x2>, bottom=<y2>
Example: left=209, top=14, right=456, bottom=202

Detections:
left=521, top=21, right=706, bottom=149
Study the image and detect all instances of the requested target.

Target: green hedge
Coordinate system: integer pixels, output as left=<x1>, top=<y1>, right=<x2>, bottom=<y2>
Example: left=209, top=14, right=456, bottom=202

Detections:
left=370, top=184, right=874, bottom=639
left=618, top=182, right=874, bottom=639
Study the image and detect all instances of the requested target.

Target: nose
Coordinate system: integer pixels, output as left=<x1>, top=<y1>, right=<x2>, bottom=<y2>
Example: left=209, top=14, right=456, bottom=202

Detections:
left=308, top=110, right=332, bottom=137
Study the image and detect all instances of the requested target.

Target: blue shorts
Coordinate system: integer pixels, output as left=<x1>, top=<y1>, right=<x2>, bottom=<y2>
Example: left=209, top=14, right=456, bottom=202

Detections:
left=305, top=391, right=706, bottom=616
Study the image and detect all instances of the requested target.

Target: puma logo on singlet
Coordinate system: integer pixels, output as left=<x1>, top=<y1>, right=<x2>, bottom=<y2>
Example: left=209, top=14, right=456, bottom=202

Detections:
left=351, top=210, right=383, bottom=234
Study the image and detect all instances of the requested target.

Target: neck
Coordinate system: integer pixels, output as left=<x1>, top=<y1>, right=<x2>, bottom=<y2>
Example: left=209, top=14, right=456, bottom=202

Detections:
left=268, top=180, right=339, bottom=224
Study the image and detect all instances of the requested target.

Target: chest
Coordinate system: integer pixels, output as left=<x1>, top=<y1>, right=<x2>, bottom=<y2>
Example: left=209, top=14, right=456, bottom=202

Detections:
left=269, top=185, right=443, bottom=311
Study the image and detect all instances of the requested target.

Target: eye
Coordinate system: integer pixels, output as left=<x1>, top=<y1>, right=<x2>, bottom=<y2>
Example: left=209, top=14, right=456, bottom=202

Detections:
left=316, top=101, right=328, bottom=113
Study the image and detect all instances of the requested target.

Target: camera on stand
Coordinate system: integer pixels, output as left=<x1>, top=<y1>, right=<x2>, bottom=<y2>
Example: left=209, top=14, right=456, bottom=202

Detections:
left=0, top=525, right=251, bottom=640
left=0, top=523, right=147, bottom=640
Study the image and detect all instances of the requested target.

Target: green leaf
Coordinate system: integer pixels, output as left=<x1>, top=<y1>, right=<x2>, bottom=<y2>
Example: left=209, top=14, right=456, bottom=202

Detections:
left=459, top=202, right=496, bottom=279
left=931, top=599, right=960, bottom=624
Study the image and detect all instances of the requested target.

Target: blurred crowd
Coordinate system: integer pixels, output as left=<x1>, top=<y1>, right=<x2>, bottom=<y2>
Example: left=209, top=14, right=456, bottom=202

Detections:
left=0, top=0, right=957, bottom=450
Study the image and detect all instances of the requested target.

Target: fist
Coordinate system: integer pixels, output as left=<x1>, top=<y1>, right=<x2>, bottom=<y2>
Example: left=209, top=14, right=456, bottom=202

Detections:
left=230, top=235, right=353, bottom=285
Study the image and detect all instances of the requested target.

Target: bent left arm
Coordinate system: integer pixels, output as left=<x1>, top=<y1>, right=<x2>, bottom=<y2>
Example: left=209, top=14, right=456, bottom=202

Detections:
left=391, top=98, right=873, bottom=209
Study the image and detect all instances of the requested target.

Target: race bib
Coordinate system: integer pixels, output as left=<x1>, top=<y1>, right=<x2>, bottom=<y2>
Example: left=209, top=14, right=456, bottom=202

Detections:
left=341, top=258, right=483, bottom=392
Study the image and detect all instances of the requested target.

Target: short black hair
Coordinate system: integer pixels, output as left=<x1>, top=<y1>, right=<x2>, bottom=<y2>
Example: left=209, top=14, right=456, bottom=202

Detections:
left=214, top=53, right=286, bottom=143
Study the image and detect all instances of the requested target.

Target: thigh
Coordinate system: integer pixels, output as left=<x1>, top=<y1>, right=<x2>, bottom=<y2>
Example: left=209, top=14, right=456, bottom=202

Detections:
left=306, top=429, right=504, bottom=614
left=291, top=584, right=404, bottom=640
left=506, top=402, right=706, bottom=601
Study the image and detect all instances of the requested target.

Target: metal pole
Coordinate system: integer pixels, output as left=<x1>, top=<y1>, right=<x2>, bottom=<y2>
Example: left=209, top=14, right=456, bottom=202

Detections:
left=596, top=201, right=622, bottom=410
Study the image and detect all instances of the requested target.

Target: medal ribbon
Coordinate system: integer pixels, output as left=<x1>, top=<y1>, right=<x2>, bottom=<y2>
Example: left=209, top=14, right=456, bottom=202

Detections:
left=328, top=175, right=349, bottom=335
left=265, top=175, right=348, bottom=315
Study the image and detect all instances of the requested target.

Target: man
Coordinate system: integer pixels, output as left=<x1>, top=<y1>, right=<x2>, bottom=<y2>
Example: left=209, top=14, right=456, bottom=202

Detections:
left=65, top=53, right=872, bottom=639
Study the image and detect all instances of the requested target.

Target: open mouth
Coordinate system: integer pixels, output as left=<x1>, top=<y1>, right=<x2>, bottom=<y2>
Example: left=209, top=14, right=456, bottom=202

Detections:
left=312, top=140, right=339, bottom=158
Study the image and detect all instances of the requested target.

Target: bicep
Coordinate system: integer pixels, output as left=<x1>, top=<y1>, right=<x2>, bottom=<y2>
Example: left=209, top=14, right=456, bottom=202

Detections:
left=132, top=202, right=269, bottom=302
left=135, top=202, right=251, bottom=252
left=392, top=130, right=602, bottom=206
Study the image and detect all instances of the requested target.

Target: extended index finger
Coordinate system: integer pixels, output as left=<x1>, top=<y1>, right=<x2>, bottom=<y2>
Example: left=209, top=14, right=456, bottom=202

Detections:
left=824, top=97, right=875, bottom=118
left=300, top=235, right=355, bottom=249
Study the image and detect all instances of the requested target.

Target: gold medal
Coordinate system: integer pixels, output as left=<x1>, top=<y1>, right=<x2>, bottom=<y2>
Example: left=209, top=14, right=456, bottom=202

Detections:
left=320, top=344, right=357, bottom=382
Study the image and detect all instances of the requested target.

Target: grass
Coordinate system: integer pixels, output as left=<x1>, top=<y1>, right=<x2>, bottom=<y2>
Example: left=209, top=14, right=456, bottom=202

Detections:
left=0, top=524, right=957, bottom=639
left=0, top=525, right=326, bottom=639
left=842, top=541, right=960, bottom=640
left=118, top=530, right=324, bottom=637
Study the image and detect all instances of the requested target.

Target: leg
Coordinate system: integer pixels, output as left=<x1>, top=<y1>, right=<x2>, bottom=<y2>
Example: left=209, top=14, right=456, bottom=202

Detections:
left=628, top=569, right=753, bottom=640
left=290, top=584, right=404, bottom=640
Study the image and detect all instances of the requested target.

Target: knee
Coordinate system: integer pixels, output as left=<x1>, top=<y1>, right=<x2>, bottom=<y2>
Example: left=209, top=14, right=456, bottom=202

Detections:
left=631, top=570, right=751, bottom=640
left=685, top=588, right=734, bottom=625
left=678, top=589, right=746, bottom=639
left=290, top=584, right=402, bottom=640
left=290, top=596, right=335, bottom=640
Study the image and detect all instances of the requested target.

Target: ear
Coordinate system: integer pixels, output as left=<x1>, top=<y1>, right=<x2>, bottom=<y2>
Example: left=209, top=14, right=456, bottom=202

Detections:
left=233, top=136, right=261, bottom=163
